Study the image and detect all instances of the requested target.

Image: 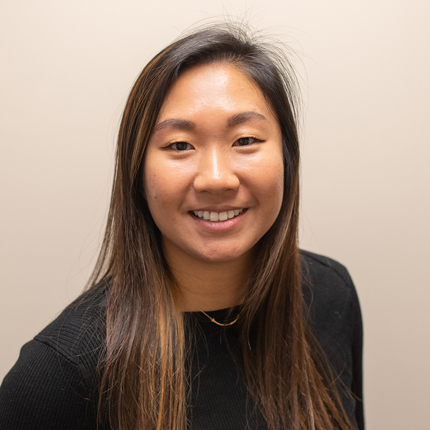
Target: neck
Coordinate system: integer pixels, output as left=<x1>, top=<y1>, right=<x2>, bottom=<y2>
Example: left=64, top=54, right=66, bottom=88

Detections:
left=164, top=249, right=252, bottom=312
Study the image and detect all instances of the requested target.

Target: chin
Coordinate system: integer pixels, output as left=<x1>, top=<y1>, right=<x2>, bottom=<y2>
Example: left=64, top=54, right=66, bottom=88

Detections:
left=194, top=246, right=252, bottom=264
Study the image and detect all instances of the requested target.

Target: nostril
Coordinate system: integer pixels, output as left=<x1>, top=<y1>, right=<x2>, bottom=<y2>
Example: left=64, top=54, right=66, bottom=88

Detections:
left=192, top=149, right=241, bottom=193
left=193, top=173, right=240, bottom=193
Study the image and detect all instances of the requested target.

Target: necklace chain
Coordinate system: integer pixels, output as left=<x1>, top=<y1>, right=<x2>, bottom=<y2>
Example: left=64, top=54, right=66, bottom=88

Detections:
left=185, top=298, right=240, bottom=327
left=198, top=309, right=239, bottom=327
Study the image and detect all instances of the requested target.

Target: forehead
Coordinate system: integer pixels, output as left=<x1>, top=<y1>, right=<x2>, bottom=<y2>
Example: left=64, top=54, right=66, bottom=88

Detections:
left=157, top=62, right=277, bottom=122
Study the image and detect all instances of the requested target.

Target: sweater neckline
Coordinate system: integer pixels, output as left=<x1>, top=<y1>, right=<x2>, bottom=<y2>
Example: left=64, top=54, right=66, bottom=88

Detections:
left=185, top=305, right=241, bottom=326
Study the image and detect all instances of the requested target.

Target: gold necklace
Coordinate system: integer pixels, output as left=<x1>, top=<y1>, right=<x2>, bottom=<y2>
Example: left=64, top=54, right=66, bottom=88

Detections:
left=188, top=300, right=239, bottom=326
left=198, top=309, right=239, bottom=327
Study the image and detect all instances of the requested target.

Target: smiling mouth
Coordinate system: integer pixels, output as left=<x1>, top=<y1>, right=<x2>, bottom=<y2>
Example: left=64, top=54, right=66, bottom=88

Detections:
left=192, top=209, right=244, bottom=222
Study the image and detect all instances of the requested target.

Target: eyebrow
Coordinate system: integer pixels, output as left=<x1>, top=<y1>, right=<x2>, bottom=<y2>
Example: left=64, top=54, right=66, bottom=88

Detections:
left=154, top=118, right=195, bottom=132
left=227, top=111, right=267, bottom=127
left=153, top=111, right=267, bottom=133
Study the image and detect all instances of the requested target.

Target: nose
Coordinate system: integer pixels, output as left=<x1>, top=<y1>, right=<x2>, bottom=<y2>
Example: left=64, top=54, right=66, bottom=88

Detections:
left=193, top=146, right=240, bottom=194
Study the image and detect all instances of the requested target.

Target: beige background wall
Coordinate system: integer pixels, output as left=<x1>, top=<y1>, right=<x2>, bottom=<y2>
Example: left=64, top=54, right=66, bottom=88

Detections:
left=1, top=1, right=429, bottom=429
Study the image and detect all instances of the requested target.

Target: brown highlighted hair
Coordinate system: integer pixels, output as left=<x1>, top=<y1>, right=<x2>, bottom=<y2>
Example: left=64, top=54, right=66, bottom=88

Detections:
left=87, top=23, right=355, bottom=430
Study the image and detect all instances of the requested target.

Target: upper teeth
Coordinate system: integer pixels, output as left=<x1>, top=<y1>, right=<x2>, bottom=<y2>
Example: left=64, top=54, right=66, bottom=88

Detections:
left=193, top=209, right=243, bottom=222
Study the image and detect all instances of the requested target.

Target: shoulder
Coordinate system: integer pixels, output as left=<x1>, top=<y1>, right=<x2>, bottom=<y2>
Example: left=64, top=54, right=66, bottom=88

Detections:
left=34, top=284, right=108, bottom=371
left=299, top=249, right=362, bottom=347
left=299, top=251, right=364, bottom=428
left=0, top=284, right=108, bottom=429
left=300, top=249, right=355, bottom=292
left=300, top=250, right=359, bottom=314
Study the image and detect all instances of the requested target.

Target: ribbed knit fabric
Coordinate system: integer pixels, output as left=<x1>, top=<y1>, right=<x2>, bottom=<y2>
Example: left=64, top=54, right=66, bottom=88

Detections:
left=187, top=308, right=267, bottom=430
left=0, top=250, right=364, bottom=430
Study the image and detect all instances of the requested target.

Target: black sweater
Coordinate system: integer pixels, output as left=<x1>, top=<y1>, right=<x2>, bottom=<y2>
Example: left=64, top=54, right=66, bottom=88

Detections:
left=0, top=251, right=364, bottom=429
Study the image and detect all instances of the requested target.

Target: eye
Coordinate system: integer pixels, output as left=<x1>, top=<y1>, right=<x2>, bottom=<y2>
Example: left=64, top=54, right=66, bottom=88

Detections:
left=233, top=136, right=263, bottom=146
left=168, top=141, right=193, bottom=151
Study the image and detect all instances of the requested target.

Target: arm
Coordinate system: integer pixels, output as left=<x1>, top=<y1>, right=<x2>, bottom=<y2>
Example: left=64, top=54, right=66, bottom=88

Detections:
left=0, top=340, right=96, bottom=430
left=351, top=285, right=365, bottom=430
left=300, top=250, right=365, bottom=430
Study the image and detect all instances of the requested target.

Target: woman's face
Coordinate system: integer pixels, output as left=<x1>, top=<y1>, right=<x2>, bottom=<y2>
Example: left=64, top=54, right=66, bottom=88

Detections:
left=143, top=62, right=284, bottom=266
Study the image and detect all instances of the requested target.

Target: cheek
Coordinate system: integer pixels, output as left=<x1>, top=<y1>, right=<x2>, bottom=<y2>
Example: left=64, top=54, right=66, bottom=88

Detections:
left=145, top=178, right=169, bottom=209
left=255, top=153, right=284, bottom=204
left=143, top=168, right=187, bottom=229
left=143, top=167, right=168, bottom=212
left=265, top=167, right=284, bottom=212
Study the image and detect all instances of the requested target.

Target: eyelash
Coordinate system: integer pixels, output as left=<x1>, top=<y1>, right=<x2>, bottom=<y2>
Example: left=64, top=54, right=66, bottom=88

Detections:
left=167, top=141, right=193, bottom=151
left=233, top=136, right=263, bottom=146
left=166, top=136, right=263, bottom=151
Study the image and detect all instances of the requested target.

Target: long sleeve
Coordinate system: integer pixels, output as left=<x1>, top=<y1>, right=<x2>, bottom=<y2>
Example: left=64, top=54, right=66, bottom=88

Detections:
left=301, top=250, right=365, bottom=430
left=0, top=289, right=106, bottom=430
left=0, top=339, right=97, bottom=430
left=1, top=264, right=364, bottom=430
left=351, top=283, right=364, bottom=430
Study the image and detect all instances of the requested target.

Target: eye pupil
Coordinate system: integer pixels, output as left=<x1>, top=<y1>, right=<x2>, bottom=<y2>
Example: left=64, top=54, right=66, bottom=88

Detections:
left=175, top=142, right=188, bottom=151
left=237, top=137, right=251, bottom=146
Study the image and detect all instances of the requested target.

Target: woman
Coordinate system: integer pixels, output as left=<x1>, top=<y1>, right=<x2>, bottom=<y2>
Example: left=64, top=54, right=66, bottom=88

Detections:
left=0, top=24, right=364, bottom=430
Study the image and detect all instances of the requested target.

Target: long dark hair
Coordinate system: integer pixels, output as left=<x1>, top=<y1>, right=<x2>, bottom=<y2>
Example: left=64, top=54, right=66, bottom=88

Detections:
left=86, top=23, right=354, bottom=430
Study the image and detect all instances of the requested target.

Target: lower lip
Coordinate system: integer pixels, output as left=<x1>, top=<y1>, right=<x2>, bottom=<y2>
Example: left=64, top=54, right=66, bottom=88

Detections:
left=190, top=210, right=247, bottom=232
